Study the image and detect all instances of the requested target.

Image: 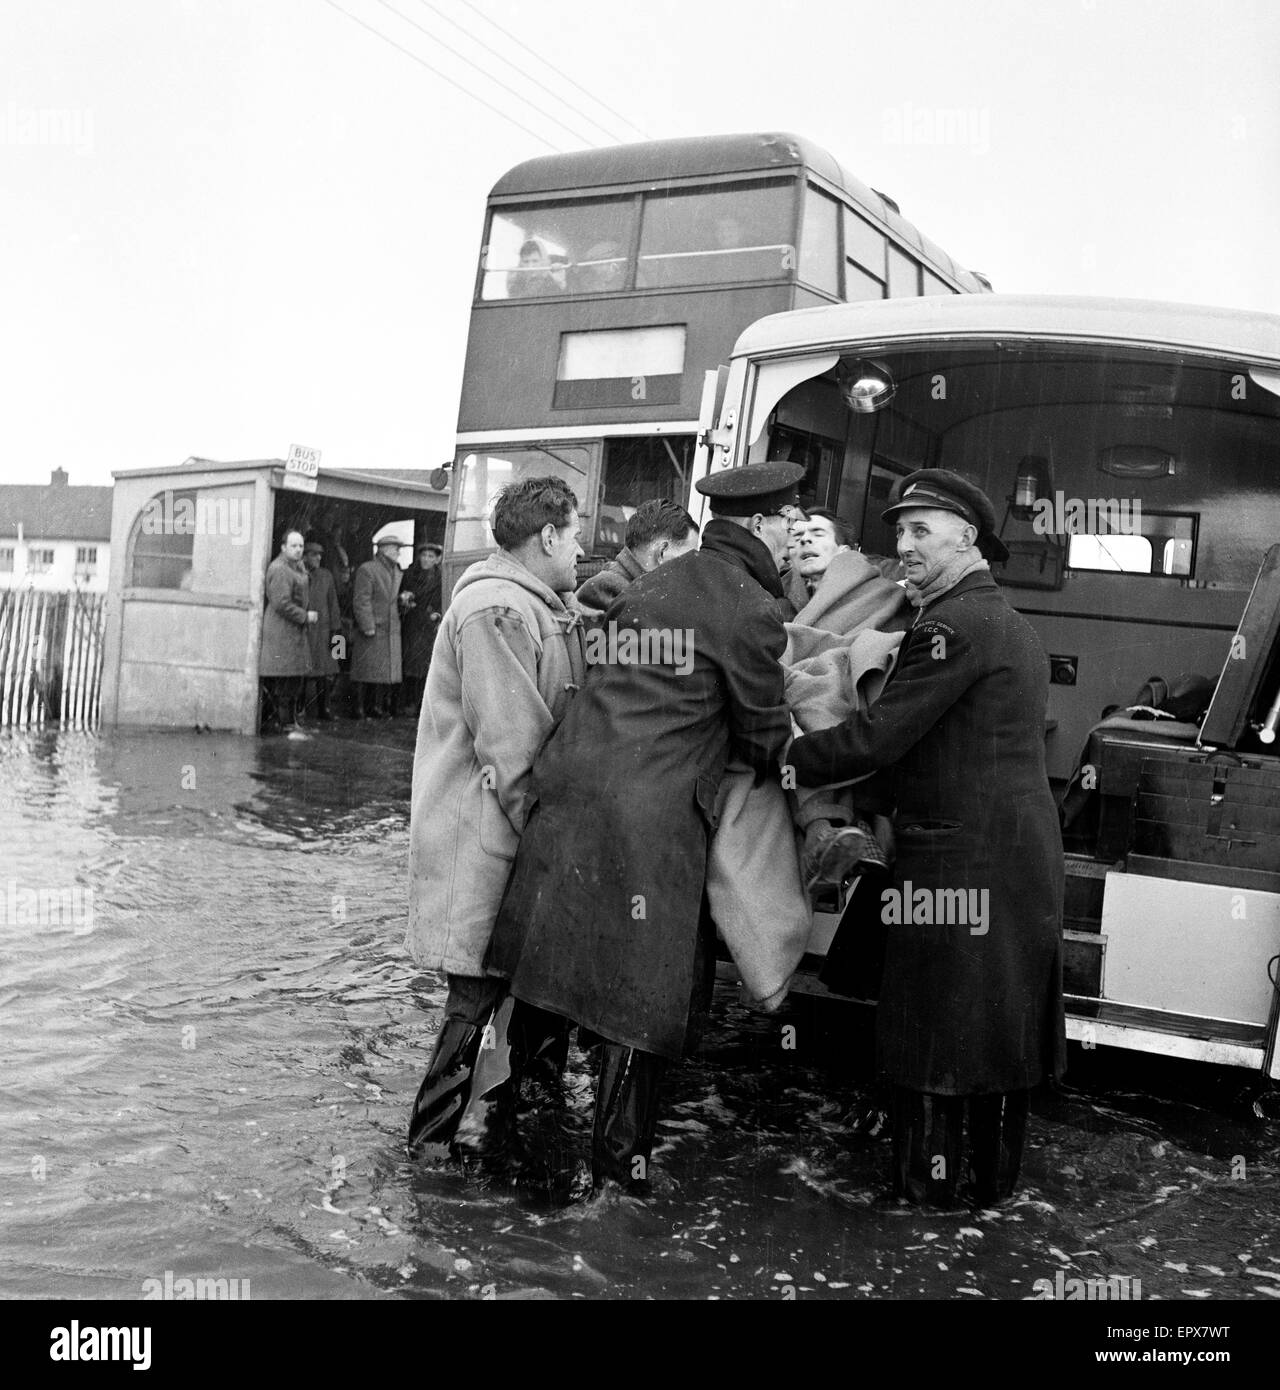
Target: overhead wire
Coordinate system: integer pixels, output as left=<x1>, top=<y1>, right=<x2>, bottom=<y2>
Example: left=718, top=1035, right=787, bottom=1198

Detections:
left=410, top=0, right=630, bottom=146
left=371, top=0, right=603, bottom=148
left=455, top=0, right=651, bottom=142
left=319, top=0, right=565, bottom=153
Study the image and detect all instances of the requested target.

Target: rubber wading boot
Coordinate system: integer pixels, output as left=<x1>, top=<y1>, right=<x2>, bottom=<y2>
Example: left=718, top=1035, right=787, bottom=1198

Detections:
left=450, top=996, right=523, bottom=1165
left=590, top=1044, right=664, bottom=1195
left=406, top=1017, right=486, bottom=1155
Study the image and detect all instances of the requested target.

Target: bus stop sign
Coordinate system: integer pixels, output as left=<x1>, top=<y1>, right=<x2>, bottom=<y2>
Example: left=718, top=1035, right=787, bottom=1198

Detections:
left=283, top=443, right=321, bottom=493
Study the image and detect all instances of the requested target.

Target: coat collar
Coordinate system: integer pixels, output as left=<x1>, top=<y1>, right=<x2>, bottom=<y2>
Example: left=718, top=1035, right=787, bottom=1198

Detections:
left=700, top=519, right=785, bottom=599
left=939, top=570, right=999, bottom=600
left=614, top=546, right=647, bottom=583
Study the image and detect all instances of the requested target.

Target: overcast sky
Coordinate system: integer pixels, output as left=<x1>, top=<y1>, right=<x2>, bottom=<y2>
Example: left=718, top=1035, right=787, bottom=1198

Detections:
left=2, top=0, right=1278, bottom=488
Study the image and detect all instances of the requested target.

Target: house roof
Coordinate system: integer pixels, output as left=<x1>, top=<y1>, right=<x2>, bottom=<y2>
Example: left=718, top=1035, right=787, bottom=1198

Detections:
left=0, top=484, right=114, bottom=542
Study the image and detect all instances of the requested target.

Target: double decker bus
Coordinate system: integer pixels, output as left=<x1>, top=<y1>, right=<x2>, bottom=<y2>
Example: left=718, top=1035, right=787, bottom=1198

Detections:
left=697, top=293, right=1280, bottom=1083
left=442, top=131, right=990, bottom=595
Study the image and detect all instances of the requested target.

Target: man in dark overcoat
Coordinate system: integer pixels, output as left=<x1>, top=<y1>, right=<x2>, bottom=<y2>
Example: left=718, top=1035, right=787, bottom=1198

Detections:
left=350, top=530, right=404, bottom=719
left=486, top=462, right=802, bottom=1194
left=398, top=542, right=443, bottom=718
left=259, top=529, right=316, bottom=734
left=302, top=538, right=342, bottom=721
left=787, top=469, right=1066, bottom=1206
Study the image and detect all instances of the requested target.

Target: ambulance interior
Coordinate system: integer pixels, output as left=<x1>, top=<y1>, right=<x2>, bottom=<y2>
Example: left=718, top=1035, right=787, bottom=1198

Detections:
left=751, top=343, right=1280, bottom=785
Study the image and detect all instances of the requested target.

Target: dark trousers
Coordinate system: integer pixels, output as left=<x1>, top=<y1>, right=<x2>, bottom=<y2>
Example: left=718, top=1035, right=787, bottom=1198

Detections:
left=261, top=676, right=301, bottom=729
left=301, top=676, right=332, bottom=719
left=400, top=675, right=426, bottom=718
left=354, top=681, right=395, bottom=718
left=889, top=1085, right=1029, bottom=1206
left=407, top=975, right=569, bottom=1156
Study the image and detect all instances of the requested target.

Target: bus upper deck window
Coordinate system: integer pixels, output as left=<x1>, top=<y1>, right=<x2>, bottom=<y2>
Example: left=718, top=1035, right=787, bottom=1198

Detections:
left=636, top=182, right=794, bottom=289
left=481, top=200, right=634, bottom=300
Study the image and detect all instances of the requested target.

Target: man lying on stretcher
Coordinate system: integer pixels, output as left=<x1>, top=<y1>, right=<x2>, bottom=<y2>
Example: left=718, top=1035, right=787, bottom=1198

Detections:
left=782, top=509, right=913, bottom=889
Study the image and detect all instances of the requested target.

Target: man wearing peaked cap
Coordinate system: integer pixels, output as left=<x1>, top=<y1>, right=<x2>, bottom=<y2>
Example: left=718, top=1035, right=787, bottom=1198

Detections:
left=694, top=459, right=806, bottom=517
left=882, top=468, right=1010, bottom=564
left=484, top=460, right=801, bottom=1196
left=350, top=527, right=406, bottom=718
left=786, top=461, right=1065, bottom=1208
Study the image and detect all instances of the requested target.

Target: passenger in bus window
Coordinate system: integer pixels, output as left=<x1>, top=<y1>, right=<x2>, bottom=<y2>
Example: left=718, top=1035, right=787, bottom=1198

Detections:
left=787, top=468, right=1066, bottom=1207
left=575, top=498, right=698, bottom=617
left=574, top=239, right=627, bottom=294
left=506, top=237, right=565, bottom=297
left=405, top=477, right=586, bottom=1162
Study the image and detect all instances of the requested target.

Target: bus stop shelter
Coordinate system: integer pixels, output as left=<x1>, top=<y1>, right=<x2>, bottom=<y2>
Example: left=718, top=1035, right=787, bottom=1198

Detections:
left=100, top=457, right=448, bottom=733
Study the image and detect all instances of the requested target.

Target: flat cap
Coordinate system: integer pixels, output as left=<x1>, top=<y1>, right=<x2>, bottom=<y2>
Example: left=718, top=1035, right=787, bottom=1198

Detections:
left=695, top=460, right=805, bottom=517
left=882, top=468, right=1009, bottom=563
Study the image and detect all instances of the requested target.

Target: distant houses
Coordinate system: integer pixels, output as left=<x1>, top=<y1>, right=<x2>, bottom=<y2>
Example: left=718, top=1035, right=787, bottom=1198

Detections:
left=0, top=469, right=113, bottom=592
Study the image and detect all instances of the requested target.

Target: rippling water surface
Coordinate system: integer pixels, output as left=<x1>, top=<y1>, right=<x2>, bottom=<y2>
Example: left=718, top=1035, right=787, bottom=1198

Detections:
left=2, top=725, right=1278, bottom=1301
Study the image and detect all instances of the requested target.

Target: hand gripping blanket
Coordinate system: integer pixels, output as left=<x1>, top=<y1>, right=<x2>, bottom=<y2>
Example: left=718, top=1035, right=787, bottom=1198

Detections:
left=709, top=550, right=910, bottom=1009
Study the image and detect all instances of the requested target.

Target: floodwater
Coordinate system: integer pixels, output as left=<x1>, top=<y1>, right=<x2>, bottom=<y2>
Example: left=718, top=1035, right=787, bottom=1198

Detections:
left=2, top=723, right=1278, bottom=1303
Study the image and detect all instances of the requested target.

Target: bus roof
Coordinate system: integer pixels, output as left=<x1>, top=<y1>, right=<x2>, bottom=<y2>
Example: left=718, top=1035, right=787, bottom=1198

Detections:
left=493, top=132, right=842, bottom=196
left=489, top=132, right=984, bottom=287
left=729, top=294, right=1280, bottom=364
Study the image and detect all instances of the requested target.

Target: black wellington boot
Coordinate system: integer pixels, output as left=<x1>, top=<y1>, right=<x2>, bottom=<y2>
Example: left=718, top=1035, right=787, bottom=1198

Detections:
left=591, top=1044, right=665, bottom=1195
left=406, top=1018, right=486, bottom=1155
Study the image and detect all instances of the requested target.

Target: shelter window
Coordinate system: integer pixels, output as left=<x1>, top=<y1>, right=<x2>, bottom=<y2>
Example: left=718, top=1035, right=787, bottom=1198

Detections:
left=799, top=186, right=840, bottom=297
left=127, top=485, right=252, bottom=594
left=452, top=446, right=592, bottom=553
left=481, top=198, right=634, bottom=300
left=636, top=180, right=794, bottom=289
left=28, top=547, right=55, bottom=573
left=0, top=546, right=14, bottom=572
left=129, top=489, right=197, bottom=588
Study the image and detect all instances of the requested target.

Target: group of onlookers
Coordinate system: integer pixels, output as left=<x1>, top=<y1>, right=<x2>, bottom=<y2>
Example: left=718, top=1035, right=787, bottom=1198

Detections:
left=258, top=529, right=443, bottom=736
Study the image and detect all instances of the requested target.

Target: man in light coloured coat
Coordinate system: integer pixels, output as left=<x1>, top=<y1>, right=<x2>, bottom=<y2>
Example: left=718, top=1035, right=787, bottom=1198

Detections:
left=350, top=530, right=404, bottom=718
left=405, top=476, right=586, bottom=1158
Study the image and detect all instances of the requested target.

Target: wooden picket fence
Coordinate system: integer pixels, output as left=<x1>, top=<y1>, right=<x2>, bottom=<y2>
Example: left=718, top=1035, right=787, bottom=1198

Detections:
left=0, top=588, right=107, bottom=729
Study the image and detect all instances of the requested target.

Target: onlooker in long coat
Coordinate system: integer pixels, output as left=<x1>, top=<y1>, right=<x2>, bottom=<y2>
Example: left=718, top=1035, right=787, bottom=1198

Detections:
left=787, top=469, right=1066, bottom=1207
left=259, top=529, right=315, bottom=732
left=485, top=463, right=803, bottom=1194
left=398, top=542, right=444, bottom=717
left=351, top=539, right=404, bottom=718
left=302, top=539, right=342, bottom=720
left=405, top=477, right=586, bottom=1160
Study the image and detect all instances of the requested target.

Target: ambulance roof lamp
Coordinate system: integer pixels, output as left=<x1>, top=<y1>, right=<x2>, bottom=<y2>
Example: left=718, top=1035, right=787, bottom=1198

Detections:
left=840, top=358, right=896, bottom=414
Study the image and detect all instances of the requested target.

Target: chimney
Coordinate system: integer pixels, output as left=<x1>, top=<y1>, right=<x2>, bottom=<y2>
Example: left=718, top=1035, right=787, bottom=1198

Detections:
left=51, top=468, right=69, bottom=486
